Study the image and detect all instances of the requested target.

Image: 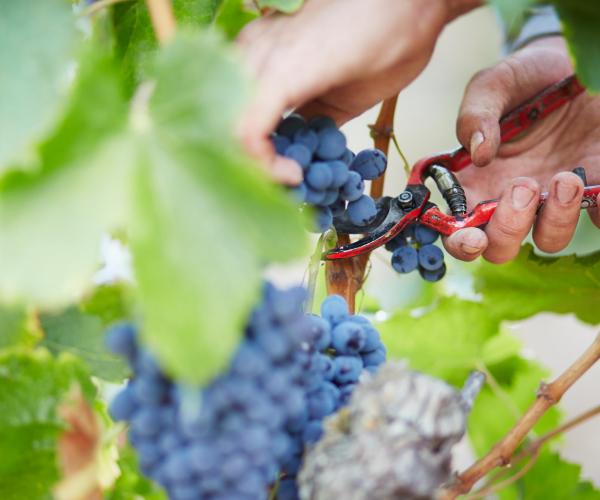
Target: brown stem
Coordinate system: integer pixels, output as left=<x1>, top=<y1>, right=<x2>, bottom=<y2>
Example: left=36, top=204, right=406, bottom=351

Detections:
left=325, top=96, right=399, bottom=311
left=145, top=0, right=176, bottom=44
left=439, top=333, right=600, bottom=499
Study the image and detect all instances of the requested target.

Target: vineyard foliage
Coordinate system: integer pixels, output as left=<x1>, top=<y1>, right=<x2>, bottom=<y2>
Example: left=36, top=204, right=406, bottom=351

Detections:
left=0, top=0, right=599, bottom=498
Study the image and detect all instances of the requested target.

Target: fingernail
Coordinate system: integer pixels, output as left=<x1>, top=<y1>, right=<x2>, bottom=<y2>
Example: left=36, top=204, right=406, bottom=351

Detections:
left=460, top=243, right=481, bottom=255
left=470, top=131, right=484, bottom=155
left=556, top=180, right=578, bottom=204
left=511, top=185, right=535, bottom=209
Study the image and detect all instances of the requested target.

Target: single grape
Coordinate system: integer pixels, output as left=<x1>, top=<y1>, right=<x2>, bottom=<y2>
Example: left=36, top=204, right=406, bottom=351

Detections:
left=304, top=188, right=327, bottom=205
left=231, top=342, right=271, bottom=377
left=130, top=407, right=163, bottom=437
left=308, top=116, right=336, bottom=131
left=414, top=224, right=440, bottom=245
left=293, top=128, right=319, bottom=153
left=316, top=128, right=347, bottom=160
left=349, top=149, right=387, bottom=180
left=105, top=323, right=137, bottom=358
left=333, top=356, right=363, bottom=384
left=418, top=244, right=445, bottom=271
left=314, top=206, right=333, bottom=232
left=347, top=195, right=377, bottom=226
left=341, top=148, right=355, bottom=165
left=360, top=325, right=382, bottom=353
left=277, top=114, right=305, bottom=138
left=340, top=171, right=364, bottom=202
left=328, top=160, right=350, bottom=188
left=306, top=162, right=334, bottom=190
left=384, top=233, right=408, bottom=252
left=391, top=246, right=419, bottom=273
left=315, top=353, right=335, bottom=380
left=307, top=387, right=336, bottom=419
left=302, top=419, right=324, bottom=444
left=419, top=263, right=447, bottom=282
left=272, top=134, right=291, bottom=155
left=321, top=188, right=339, bottom=206
left=108, top=386, right=136, bottom=421
left=284, top=144, right=312, bottom=169
left=331, top=321, right=366, bottom=355
left=320, top=295, right=349, bottom=324
left=362, top=347, right=386, bottom=368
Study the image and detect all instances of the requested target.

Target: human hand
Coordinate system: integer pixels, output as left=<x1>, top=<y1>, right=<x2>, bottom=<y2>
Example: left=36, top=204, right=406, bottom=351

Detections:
left=236, top=0, right=481, bottom=184
left=444, top=37, right=600, bottom=263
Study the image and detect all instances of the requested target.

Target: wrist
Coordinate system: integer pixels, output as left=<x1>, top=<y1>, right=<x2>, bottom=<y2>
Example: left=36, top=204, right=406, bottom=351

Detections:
left=445, top=0, right=483, bottom=22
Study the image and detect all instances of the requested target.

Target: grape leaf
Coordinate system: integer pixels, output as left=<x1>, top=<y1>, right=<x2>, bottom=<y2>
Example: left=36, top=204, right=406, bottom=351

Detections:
left=468, top=362, right=561, bottom=457
left=257, top=0, right=304, bottom=14
left=0, top=350, right=93, bottom=500
left=555, top=1, right=600, bottom=92
left=377, top=297, right=503, bottom=385
left=39, top=304, right=129, bottom=383
left=214, top=0, right=258, bottom=39
left=475, top=245, right=600, bottom=325
left=0, top=0, right=78, bottom=170
left=0, top=307, right=39, bottom=350
left=111, top=0, right=223, bottom=92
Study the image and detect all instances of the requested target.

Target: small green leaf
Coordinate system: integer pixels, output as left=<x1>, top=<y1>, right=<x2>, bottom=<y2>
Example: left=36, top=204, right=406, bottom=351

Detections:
left=0, top=0, right=78, bottom=169
left=481, top=331, right=522, bottom=366
left=378, top=297, right=501, bottom=384
left=0, top=307, right=39, bottom=350
left=257, top=0, right=304, bottom=14
left=39, top=291, right=130, bottom=383
left=475, top=245, right=600, bottom=325
left=0, top=350, right=93, bottom=500
left=555, top=1, right=600, bottom=92
left=488, top=0, right=535, bottom=38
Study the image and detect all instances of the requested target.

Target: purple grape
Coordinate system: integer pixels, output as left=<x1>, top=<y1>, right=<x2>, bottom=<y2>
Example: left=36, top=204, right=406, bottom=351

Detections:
left=316, top=128, right=347, bottom=160
left=308, top=116, right=336, bottom=131
left=314, top=206, right=333, bottom=232
left=331, top=321, right=366, bottom=355
left=349, top=149, right=387, bottom=180
left=306, top=162, right=333, bottom=190
left=418, top=244, right=445, bottom=271
left=419, top=263, right=447, bottom=282
left=277, top=114, right=305, bottom=138
left=340, top=171, right=364, bottom=202
left=272, top=134, right=291, bottom=155
left=305, top=187, right=326, bottom=205
left=333, top=356, right=363, bottom=384
left=320, top=295, right=349, bottom=324
left=414, top=224, right=440, bottom=245
left=347, top=195, right=377, bottom=226
left=391, top=246, right=419, bottom=273
left=293, top=128, right=319, bottom=153
left=284, top=144, right=311, bottom=168
left=328, top=160, right=350, bottom=188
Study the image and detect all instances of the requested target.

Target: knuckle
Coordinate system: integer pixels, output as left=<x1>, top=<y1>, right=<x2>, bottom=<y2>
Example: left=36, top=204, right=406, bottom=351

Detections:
left=492, top=219, right=527, bottom=240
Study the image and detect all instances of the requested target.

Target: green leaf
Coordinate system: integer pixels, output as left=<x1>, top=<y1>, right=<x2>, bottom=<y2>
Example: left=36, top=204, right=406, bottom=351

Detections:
left=214, top=0, right=258, bottom=39
left=475, top=245, right=600, bottom=325
left=555, top=1, right=600, bottom=92
left=105, top=445, right=167, bottom=500
left=378, top=297, right=501, bottom=384
left=468, top=362, right=561, bottom=457
left=111, top=0, right=223, bottom=92
left=0, top=307, right=39, bottom=350
left=39, top=288, right=130, bottom=383
left=0, top=51, right=131, bottom=307
left=0, top=0, right=78, bottom=169
left=0, top=350, right=93, bottom=500
left=257, top=0, right=304, bottom=14
left=488, top=0, right=535, bottom=38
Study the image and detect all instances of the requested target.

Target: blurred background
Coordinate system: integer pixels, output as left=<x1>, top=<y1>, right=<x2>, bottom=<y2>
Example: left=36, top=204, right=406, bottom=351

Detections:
left=272, top=4, right=600, bottom=487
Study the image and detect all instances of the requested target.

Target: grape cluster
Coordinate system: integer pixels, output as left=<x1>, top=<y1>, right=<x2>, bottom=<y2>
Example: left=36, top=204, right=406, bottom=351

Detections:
left=384, top=223, right=447, bottom=282
left=106, top=287, right=385, bottom=500
left=298, top=364, right=485, bottom=500
left=277, top=295, right=386, bottom=500
left=107, top=284, right=322, bottom=499
left=272, top=114, right=387, bottom=232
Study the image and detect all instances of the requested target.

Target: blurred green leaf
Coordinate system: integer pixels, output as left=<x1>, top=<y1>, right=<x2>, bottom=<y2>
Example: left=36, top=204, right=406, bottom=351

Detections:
left=475, top=245, right=600, bottom=325
left=378, top=297, right=501, bottom=384
left=0, top=307, right=39, bottom=350
left=214, top=0, right=258, bottom=39
left=0, top=0, right=78, bottom=169
left=489, top=0, right=535, bottom=37
left=0, top=350, right=93, bottom=500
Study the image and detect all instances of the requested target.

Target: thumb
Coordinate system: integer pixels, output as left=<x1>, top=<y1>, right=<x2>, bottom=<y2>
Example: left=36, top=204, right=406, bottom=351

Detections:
left=457, top=38, right=572, bottom=167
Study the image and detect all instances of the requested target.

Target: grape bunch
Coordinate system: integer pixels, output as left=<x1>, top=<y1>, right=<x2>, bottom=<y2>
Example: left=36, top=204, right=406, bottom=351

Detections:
left=277, top=295, right=386, bottom=500
left=298, top=364, right=485, bottom=500
left=272, top=114, right=387, bottom=232
left=384, top=223, right=447, bottom=282
left=107, top=284, right=325, bottom=500
left=106, top=286, right=385, bottom=500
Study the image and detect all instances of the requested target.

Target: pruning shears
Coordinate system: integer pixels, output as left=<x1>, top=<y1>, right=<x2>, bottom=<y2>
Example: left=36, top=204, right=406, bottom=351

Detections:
left=324, top=74, right=600, bottom=260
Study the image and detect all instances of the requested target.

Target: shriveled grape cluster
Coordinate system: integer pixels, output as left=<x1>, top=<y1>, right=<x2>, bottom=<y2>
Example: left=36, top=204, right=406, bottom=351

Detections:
left=106, top=286, right=385, bottom=500
left=384, top=223, right=447, bottom=282
left=272, top=114, right=387, bottom=232
left=298, top=364, right=485, bottom=500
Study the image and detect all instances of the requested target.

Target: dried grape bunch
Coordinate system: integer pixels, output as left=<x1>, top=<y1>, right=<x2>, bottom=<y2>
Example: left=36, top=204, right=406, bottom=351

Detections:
left=298, top=363, right=485, bottom=500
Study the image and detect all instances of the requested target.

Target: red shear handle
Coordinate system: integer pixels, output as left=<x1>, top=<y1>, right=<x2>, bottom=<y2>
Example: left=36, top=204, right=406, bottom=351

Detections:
left=408, top=75, right=586, bottom=185
left=419, top=185, right=600, bottom=236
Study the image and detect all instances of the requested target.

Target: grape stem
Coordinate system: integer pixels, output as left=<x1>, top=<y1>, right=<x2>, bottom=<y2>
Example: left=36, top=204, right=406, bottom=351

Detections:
left=439, top=333, right=600, bottom=499
left=325, top=96, right=399, bottom=311
left=145, top=0, right=177, bottom=44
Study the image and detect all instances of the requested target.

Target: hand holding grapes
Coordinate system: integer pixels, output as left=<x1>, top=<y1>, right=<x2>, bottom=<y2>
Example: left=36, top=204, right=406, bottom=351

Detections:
left=236, top=0, right=482, bottom=184
left=444, top=37, right=600, bottom=263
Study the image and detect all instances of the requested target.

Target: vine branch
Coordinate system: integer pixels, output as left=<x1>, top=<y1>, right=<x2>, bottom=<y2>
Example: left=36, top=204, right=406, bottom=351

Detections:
left=325, top=96, right=399, bottom=312
left=439, top=333, right=600, bottom=499
left=145, top=0, right=176, bottom=44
